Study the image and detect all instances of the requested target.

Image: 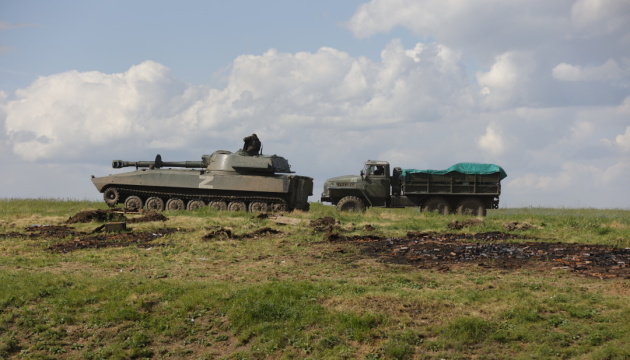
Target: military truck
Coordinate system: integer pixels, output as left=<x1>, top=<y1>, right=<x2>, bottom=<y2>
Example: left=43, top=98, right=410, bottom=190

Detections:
left=91, top=139, right=313, bottom=212
left=320, top=160, right=507, bottom=216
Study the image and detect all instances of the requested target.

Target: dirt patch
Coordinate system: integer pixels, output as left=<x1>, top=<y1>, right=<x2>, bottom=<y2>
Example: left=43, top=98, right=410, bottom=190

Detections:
left=447, top=218, right=484, bottom=230
left=202, top=226, right=283, bottom=240
left=310, top=216, right=339, bottom=232
left=48, top=228, right=178, bottom=253
left=64, top=209, right=167, bottom=224
left=1, top=222, right=178, bottom=253
left=127, top=211, right=168, bottom=223
left=504, top=221, right=538, bottom=231
left=241, top=227, right=283, bottom=238
left=203, top=227, right=234, bottom=240
left=27, top=225, right=88, bottom=238
left=65, top=209, right=126, bottom=224
left=326, top=231, right=630, bottom=279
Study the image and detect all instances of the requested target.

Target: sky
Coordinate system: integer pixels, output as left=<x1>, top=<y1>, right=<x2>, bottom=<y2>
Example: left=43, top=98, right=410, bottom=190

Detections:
left=1, top=0, right=629, bottom=209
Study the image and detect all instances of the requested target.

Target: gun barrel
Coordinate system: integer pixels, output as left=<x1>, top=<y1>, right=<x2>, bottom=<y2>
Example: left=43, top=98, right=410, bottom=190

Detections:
left=112, top=158, right=205, bottom=169
left=160, top=161, right=205, bottom=168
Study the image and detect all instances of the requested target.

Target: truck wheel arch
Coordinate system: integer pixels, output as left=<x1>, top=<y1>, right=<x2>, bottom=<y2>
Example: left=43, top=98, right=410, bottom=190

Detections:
left=336, top=196, right=366, bottom=212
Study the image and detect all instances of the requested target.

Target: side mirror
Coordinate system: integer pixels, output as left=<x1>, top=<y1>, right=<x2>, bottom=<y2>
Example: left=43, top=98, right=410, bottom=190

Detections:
left=360, top=170, right=364, bottom=179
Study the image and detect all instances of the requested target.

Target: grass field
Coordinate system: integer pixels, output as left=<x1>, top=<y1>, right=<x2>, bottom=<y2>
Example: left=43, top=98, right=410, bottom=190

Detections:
left=1, top=199, right=629, bottom=359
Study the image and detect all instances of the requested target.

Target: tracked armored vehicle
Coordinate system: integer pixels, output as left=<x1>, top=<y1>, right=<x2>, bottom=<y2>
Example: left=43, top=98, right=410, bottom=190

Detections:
left=91, top=142, right=313, bottom=212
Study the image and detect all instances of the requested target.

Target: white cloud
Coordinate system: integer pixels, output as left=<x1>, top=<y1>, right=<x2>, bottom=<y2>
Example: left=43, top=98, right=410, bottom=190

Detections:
left=4, top=61, right=207, bottom=161
left=552, top=58, right=630, bottom=82
left=3, top=41, right=476, bottom=162
left=568, top=120, right=595, bottom=142
left=605, top=126, right=630, bottom=152
left=475, top=52, right=535, bottom=109
left=477, top=123, right=505, bottom=155
left=346, top=0, right=566, bottom=43
left=347, top=0, right=629, bottom=109
left=505, top=160, right=628, bottom=207
left=571, top=0, right=630, bottom=35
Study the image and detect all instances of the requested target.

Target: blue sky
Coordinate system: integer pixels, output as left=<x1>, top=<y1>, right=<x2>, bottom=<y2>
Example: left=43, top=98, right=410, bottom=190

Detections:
left=2, top=1, right=374, bottom=89
left=1, top=0, right=629, bottom=208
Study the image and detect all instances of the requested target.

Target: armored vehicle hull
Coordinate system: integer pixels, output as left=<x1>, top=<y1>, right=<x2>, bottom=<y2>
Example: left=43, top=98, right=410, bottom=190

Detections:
left=91, top=149, right=313, bottom=212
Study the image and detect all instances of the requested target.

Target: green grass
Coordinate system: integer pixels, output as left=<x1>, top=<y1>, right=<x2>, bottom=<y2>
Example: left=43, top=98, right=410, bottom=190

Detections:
left=0, top=199, right=629, bottom=359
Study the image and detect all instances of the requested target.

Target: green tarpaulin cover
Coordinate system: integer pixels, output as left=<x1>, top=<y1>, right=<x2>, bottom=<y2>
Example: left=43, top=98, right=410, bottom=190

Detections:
left=402, top=163, right=507, bottom=180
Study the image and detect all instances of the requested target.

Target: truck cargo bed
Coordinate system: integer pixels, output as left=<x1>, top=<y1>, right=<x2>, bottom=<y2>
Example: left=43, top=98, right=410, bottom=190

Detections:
left=403, top=172, right=502, bottom=194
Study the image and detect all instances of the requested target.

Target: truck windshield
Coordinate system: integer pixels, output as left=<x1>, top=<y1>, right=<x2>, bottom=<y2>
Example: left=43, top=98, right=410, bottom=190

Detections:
left=364, top=164, right=385, bottom=176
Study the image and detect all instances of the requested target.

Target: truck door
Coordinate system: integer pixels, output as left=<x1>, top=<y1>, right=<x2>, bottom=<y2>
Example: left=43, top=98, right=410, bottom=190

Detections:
left=364, top=164, right=390, bottom=206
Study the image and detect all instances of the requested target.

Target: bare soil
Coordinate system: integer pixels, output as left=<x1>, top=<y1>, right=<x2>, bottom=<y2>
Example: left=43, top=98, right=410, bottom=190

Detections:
left=64, top=209, right=168, bottom=224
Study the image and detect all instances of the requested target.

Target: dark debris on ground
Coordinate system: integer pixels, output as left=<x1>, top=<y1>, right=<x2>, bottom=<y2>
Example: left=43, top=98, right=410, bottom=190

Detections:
left=325, top=230, right=629, bottom=279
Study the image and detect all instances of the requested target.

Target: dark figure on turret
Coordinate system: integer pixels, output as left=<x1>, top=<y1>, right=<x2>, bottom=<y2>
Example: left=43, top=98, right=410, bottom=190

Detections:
left=242, top=134, right=262, bottom=155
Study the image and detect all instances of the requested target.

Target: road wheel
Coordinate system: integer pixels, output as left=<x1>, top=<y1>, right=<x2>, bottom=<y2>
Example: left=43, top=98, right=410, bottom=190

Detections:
left=103, top=188, right=120, bottom=207
left=249, top=201, right=268, bottom=212
left=228, top=201, right=247, bottom=212
left=423, top=197, right=450, bottom=215
left=271, top=202, right=287, bottom=212
left=209, top=201, right=228, bottom=211
left=187, top=199, right=205, bottom=210
left=456, top=198, right=486, bottom=216
left=145, top=197, right=165, bottom=211
left=165, top=198, right=185, bottom=211
left=336, top=196, right=366, bottom=212
left=124, top=195, right=143, bottom=211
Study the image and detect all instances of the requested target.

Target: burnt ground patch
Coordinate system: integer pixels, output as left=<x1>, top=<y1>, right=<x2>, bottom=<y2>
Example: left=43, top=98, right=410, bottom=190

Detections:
left=65, top=209, right=126, bottom=224
left=202, top=226, right=283, bottom=240
left=47, top=228, right=179, bottom=253
left=13, top=225, right=89, bottom=239
left=64, top=209, right=168, bottom=224
left=325, top=231, right=630, bottom=279
left=14, top=209, right=169, bottom=252
left=1, top=225, right=178, bottom=253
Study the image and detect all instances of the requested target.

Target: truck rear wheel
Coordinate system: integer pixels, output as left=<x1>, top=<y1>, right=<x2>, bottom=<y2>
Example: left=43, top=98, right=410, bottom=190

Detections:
left=423, top=197, right=450, bottom=215
left=336, top=196, right=366, bottom=212
left=456, top=198, right=486, bottom=216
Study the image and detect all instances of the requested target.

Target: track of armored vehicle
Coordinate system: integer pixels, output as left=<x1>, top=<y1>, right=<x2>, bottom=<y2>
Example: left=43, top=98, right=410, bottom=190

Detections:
left=91, top=146, right=313, bottom=213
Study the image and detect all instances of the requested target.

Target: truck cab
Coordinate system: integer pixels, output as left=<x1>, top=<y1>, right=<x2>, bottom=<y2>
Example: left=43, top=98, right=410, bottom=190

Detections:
left=321, top=160, right=391, bottom=211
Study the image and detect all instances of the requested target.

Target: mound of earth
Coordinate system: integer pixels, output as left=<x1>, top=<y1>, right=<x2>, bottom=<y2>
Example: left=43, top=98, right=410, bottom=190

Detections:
left=65, top=210, right=125, bottom=224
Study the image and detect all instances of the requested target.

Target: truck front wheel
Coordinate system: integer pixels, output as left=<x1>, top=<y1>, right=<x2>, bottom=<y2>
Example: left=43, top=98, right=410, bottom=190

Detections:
left=336, top=196, right=366, bottom=212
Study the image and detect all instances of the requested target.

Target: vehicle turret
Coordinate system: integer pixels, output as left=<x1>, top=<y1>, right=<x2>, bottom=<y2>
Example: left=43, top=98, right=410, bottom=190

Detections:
left=110, top=150, right=293, bottom=174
